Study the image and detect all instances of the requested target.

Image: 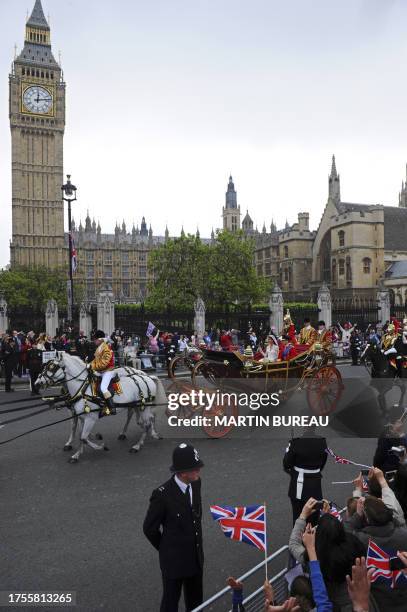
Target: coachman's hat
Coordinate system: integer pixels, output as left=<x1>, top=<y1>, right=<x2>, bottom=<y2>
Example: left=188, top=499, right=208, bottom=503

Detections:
left=94, top=330, right=105, bottom=339
left=170, top=443, right=204, bottom=472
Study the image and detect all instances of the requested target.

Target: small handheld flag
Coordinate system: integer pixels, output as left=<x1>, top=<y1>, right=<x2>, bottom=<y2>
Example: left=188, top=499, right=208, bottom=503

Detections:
left=210, top=504, right=266, bottom=552
left=367, top=540, right=407, bottom=588
left=146, top=321, right=155, bottom=337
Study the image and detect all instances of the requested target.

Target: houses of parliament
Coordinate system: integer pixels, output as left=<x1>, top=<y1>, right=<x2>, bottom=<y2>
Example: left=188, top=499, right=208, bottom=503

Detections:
left=8, top=1, right=407, bottom=306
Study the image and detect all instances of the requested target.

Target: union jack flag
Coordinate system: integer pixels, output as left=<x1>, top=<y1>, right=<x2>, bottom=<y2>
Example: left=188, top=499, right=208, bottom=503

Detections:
left=326, top=448, right=352, bottom=465
left=70, top=234, right=77, bottom=273
left=367, top=540, right=407, bottom=588
left=329, top=504, right=342, bottom=521
left=210, top=504, right=266, bottom=551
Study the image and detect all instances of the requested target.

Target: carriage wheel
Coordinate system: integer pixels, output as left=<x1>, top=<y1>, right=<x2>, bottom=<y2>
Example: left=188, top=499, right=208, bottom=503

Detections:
left=168, top=355, right=187, bottom=380
left=307, top=366, right=343, bottom=416
left=191, top=360, right=218, bottom=387
left=201, top=398, right=238, bottom=439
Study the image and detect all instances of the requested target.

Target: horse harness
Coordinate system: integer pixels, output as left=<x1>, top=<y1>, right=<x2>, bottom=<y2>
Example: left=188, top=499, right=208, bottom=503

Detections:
left=41, top=360, right=157, bottom=415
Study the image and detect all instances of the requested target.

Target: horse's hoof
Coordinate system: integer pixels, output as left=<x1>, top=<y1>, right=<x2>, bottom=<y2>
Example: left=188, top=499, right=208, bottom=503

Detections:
left=68, top=457, right=78, bottom=464
left=95, top=433, right=103, bottom=440
left=103, top=446, right=110, bottom=451
left=118, top=434, right=127, bottom=441
left=129, top=447, right=139, bottom=453
left=63, top=444, right=72, bottom=451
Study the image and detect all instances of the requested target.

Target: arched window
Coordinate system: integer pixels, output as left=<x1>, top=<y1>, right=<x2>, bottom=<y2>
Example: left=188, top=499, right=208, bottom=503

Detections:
left=339, top=259, right=345, bottom=275
left=284, top=268, right=289, bottom=282
left=284, top=245, right=288, bottom=258
left=338, top=230, right=345, bottom=247
left=363, top=257, right=371, bottom=274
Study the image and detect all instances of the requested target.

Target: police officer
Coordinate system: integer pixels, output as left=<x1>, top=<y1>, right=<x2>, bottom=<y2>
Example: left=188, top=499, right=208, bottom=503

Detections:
left=143, top=443, right=204, bottom=612
left=283, top=435, right=328, bottom=525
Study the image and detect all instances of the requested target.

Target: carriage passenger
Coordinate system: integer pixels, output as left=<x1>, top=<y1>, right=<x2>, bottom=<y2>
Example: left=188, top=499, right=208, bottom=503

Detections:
left=258, top=333, right=279, bottom=363
left=278, top=335, right=297, bottom=361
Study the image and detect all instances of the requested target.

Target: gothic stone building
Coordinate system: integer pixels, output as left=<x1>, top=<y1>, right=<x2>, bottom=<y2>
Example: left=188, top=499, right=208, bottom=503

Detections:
left=9, top=2, right=407, bottom=307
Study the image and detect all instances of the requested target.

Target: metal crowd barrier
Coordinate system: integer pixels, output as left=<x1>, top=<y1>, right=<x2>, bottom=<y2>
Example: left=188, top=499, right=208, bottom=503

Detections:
left=191, top=545, right=290, bottom=612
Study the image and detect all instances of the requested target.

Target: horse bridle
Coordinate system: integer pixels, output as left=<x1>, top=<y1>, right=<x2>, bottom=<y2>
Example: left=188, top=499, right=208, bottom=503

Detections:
left=40, top=359, right=88, bottom=386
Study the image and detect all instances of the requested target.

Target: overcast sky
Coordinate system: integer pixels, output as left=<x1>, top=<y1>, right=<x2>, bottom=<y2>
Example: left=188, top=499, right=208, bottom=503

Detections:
left=1, top=0, right=407, bottom=267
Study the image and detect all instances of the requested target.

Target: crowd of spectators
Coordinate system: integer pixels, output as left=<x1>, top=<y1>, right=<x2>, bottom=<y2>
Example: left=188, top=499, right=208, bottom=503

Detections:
left=225, top=424, right=407, bottom=612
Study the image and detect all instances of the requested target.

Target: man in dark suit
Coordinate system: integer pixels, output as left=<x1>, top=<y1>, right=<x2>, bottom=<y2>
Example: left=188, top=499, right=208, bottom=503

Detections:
left=283, top=435, right=328, bottom=525
left=143, top=443, right=204, bottom=612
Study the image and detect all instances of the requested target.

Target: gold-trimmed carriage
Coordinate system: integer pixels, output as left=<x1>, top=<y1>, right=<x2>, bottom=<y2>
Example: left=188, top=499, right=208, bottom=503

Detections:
left=168, top=343, right=343, bottom=438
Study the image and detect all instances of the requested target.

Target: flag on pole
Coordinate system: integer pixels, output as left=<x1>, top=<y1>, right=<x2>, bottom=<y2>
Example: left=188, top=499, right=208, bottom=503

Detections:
left=146, top=321, right=155, bottom=337
left=367, top=540, right=407, bottom=588
left=210, top=504, right=266, bottom=551
left=70, top=233, right=77, bottom=273
left=326, top=448, right=371, bottom=469
left=326, top=448, right=352, bottom=465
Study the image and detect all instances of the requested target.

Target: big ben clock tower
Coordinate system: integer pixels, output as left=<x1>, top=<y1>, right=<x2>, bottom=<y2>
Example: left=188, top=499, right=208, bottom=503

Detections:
left=9, top=0, right=65, bottom=268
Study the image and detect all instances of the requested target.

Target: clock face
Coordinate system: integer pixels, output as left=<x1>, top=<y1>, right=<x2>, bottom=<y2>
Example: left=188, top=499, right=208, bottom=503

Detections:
left=22, top=85, right=53, bottom=115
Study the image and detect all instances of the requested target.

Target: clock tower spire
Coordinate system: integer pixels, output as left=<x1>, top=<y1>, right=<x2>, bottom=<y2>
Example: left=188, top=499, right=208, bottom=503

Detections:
left=9, top=0, right=66, bottom=268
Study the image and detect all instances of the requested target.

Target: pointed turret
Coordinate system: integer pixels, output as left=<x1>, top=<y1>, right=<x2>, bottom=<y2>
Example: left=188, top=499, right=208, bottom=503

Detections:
left=399, top=164, right=407, bottom=208
left=180, top=226, right=185, bottom=238
left=85, top=210, right=91, bottom=232
left=222, top=174, right=241, bottom=231
left=328, top=154, right=341, bottom=202
left=140, top=216, right=148, bottom=237
left=92, top=218, right=96, bottom=232
left=97, top=220, right=101, bottom=233
left=196, top=227, right=200, bottom=238
left=211, top=228, right=215, bottom=241
left=148, top=224, right=153, bottom=238
left=24, top=0, right=52, bottom=47
left=27, top=0, right=49, bottom=29
left=132, top=223, right=136, bottom=241
left=165, top=225, right=169, bottom=240
left=79, top=220, right=83, bottom=233
left=71, top=217, right=76, bottom=231
left=262, top=222, right=267, bottom=234
left=270, top=219, right=277, bottom=233
left=122, top=220, right=126, bottom=235
left=285, top=219, right=290, bottom=230
left=242, top=209, right=253, bottom=233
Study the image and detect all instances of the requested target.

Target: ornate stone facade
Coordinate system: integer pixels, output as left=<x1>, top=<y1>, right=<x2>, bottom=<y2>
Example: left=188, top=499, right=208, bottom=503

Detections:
left=9, top=0, right=65, bottom=268
left=8, top=3, right=407, bottom=308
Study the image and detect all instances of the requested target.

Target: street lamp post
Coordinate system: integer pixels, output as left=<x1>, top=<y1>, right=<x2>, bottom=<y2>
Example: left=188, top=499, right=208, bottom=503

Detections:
left=61, top=175, right=77, bottom=326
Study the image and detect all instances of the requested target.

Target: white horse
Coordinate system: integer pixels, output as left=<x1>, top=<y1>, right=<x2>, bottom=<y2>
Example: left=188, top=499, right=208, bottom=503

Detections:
left=35, top=352, right=167, bottom=463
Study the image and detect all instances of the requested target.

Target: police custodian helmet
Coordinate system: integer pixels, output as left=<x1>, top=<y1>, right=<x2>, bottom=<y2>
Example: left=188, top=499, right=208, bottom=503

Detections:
left=170, top=443, right=204, bottom=472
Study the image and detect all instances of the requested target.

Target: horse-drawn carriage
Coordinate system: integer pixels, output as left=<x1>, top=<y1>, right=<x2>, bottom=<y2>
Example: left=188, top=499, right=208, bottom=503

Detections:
left=169, top=343, right=343, bottom=438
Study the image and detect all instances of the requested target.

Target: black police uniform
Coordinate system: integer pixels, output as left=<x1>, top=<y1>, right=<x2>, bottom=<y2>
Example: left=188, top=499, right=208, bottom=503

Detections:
left=143, top=445, right=204, bottom=612
left=283, top=436, right=328, bottom=524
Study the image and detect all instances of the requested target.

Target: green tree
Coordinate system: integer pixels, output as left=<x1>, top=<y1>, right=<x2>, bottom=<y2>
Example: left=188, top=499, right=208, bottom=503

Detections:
left=145, top=230, right=271, bottom=311
left=0, top=266, right=82, bottom=310
left=207, top=230, right=270, bottom=307
left=145, top=234, right=207, bottom=310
